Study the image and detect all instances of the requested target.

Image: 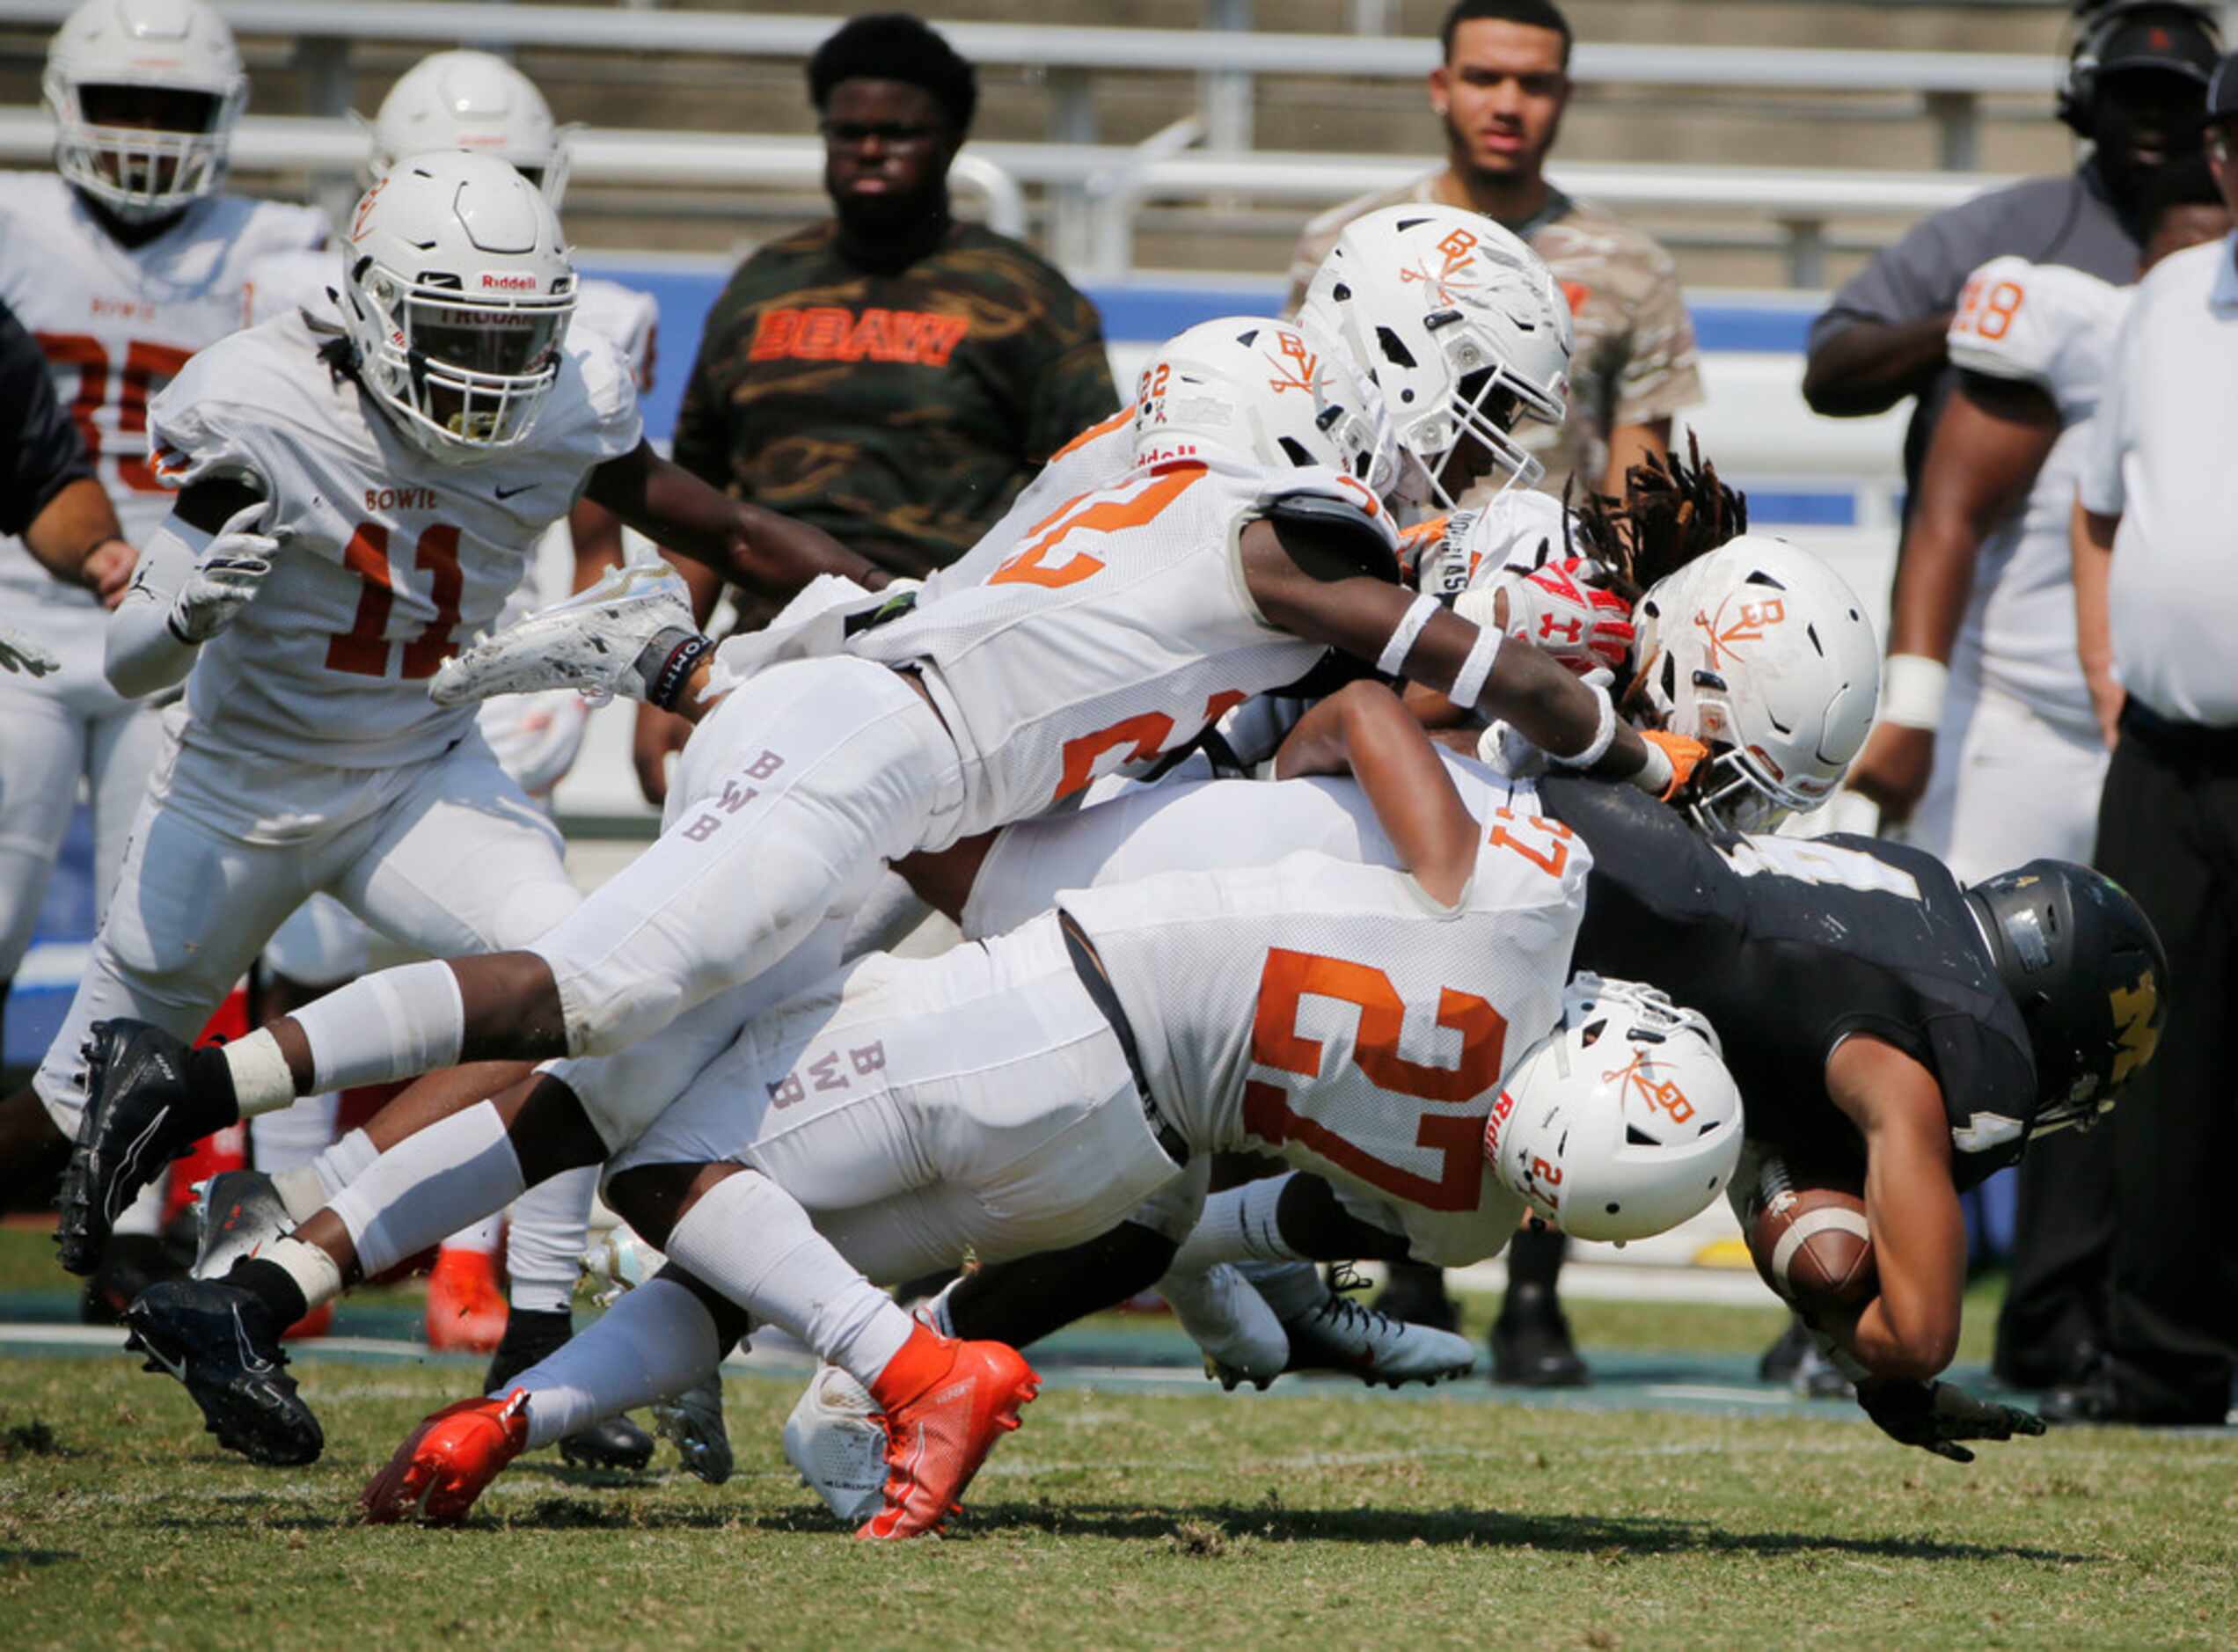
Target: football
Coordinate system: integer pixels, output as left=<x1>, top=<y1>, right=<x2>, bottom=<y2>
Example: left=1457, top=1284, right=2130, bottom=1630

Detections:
left=1743, top=1157, right=1876, bottom=1312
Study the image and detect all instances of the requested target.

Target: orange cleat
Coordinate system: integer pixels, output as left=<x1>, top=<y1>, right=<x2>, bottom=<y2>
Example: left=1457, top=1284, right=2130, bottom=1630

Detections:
left=425, top=1245, right=508, bottom=1353
left=360, top=1389, right=530, bottom=1526
left=858, top=1327, right=1039, bottom=1540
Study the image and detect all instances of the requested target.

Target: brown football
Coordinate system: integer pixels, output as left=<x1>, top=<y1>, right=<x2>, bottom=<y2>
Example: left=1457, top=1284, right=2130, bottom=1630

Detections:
left=1744, top=1161, right=1876, bottom=1312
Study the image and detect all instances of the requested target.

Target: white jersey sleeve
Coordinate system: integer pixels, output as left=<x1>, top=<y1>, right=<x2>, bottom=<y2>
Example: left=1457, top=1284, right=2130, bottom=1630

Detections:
left=1061, top=780, right=1588, bottom=1264
left=1947, top=256, right=2128, bottom=422
left=1408, top=488, right=1576, bottom=598
left=574, top=278, right=660, bottom=393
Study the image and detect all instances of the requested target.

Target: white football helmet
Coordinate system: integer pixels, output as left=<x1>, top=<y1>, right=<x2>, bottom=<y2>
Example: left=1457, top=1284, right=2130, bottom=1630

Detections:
left=1130, top=316, right=1397, bottom=494
left=1486, top=976, right=1744, bottom=1244
left=339, top=151, right=576, bottom=464
left=369, top=50, right=572, bottom=207
left=1298, top=204, right=1572, bottom=508
left=1632, top=535, right=1881, bottom=834
left=43, top=0, right=246, bottom=223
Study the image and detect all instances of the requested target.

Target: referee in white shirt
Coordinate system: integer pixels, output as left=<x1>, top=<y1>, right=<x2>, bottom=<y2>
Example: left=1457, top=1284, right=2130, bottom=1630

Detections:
left=2062, top=52, right=2238, bottom=1427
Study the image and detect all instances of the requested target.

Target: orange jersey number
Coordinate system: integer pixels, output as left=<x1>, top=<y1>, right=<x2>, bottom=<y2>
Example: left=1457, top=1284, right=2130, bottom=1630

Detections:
left=326, top=522, right=465, bottom=680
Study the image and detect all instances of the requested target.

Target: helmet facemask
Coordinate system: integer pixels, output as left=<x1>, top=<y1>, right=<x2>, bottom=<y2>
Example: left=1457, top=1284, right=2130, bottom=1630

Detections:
left=47, top=72, right=239, bottom=221
left=348, top=259, right=573, bottom=459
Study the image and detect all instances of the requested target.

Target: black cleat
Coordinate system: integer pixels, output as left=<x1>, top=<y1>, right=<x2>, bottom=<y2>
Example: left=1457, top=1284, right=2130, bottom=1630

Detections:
left=487, top=1305, right=655, bottom=1471
left=1758, top=1313, right=1814, bottom=1384
left=55, top=1020, right=231, bottom=1276
left=1489, top=1283, right=1591, bottom=1388
left=122, top=1278, right=324, bottom=1466
left=79, top=1232, right=190, bottom=1326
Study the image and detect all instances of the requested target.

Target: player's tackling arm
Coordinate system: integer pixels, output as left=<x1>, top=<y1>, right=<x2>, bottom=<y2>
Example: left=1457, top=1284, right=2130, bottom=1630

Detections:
left=1272, top=679, right=1478, bottom=906
left=1822, top=1034, right=1965, bottom=1381
left=1241, top=516, right=1687, bottom=792
left=106, top=478, right=274, bottom=700
left=583, top=439, right=888, bottom=599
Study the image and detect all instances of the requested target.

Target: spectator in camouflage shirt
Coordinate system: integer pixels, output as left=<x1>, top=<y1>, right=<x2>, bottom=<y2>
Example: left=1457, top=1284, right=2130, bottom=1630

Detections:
left=636, top=12, right=1120, bottom=800
left=1284, top=0, right=1701, bottom=502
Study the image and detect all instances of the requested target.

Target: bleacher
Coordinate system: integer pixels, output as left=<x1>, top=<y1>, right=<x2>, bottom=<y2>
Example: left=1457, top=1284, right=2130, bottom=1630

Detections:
left=1, top=0, right=2102, bottom=1067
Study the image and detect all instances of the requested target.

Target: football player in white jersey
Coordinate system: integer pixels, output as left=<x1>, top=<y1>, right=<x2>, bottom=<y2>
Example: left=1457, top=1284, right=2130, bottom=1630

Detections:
left=0, top=0, right=327, bottom=1289
left=1846, top=160, right=2232, bottom=879
left=230, top=48, right=671, bottom=1460
left=345, top=677, right=1742, bottom=1536
left=14, top=152, right=880, bottom=1290
left=72, top=240, right=1714, bottom=1226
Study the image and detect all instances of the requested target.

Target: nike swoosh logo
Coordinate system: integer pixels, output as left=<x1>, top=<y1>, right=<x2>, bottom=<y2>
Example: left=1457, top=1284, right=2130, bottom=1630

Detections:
left=141, top=1336, right=189, bottom=1383
left=494, top=482, right=535, bottom=501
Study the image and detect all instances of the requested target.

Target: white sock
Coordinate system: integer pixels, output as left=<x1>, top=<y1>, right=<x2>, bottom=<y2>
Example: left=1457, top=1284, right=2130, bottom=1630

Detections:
left=223, top=1029, right=299, bottom=1119
left=307, top=1128, right=379, bottom=1202
left=251, top=1092, right=340, bottom=1173
left=441, top=1214, right=503, bottom=1255
left=265, top=1233, right=346, bottom=1312
left=325, top=1101, right=526, bottom=1280
left=1170, top=1174, right=1299, bottom=1275
left=503, top=1166, right=599, bottom=1314
left=497, top=1276, right=721, bottom=1451
left=270, top=1168, right=326, bottom=1224
left=110, top=1174, right=166, bottom=1240
left=662, top=1171, right=915, bottom=1391
left=1237, top=1259, right=1327, bottom=1321
left=289, top=961, right=465, bottom=1093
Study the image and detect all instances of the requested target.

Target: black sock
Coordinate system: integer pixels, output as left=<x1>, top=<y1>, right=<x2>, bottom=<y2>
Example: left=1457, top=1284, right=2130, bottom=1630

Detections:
left=181, top=1044, right=243, bottom=1129
left=227, top=1257, right=309, bottom=1328
left=1503, top=1223, right=1569, bottom=1299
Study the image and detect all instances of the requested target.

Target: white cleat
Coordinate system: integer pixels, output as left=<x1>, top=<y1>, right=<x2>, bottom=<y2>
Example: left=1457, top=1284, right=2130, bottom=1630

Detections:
left=1282, top=1270, right=1477, bottom=1389
left=431, top=559, right=695, bottom=708
left=190, top=1169, right=293, bottom=1280
left=782, top=1364, right=888, bottom=1524
left=652, top=1370, right=734, bottom=1485
left=1158, top=1263, right=1291, bottom=1391
left=579, top=1226, right=669, bottom=1309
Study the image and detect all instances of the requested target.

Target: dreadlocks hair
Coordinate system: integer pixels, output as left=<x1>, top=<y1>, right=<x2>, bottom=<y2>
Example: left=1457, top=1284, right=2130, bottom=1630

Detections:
left=1564, top=431, right=1748, bottom=603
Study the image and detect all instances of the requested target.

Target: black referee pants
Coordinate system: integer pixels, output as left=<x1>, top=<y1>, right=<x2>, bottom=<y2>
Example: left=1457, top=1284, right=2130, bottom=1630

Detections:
left=2085, top=710, right=2238, bottom=1420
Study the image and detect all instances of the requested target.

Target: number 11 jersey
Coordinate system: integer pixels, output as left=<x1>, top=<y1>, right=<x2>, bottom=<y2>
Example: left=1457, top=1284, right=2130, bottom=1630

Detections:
left=146, top=310, right=642, bottom=769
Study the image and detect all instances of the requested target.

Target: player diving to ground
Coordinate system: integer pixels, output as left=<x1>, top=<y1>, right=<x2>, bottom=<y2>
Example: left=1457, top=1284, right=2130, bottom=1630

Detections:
left=69, top=210, right=1710, bottom=1276
left=16, top=151, right=881, bottom=1285
left=351, top=677, right=1744, bottom=1537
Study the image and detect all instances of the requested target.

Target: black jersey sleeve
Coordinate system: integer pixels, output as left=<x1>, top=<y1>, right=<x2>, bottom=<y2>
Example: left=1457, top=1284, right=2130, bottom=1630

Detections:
left=1537, top=780, right=2038, bottom=1188
left=0, top=297, right=94, bottom=539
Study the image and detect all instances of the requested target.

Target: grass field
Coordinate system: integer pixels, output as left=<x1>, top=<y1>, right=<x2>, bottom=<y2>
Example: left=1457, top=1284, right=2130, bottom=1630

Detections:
left=3, top=1234, right=2233, bottom=1649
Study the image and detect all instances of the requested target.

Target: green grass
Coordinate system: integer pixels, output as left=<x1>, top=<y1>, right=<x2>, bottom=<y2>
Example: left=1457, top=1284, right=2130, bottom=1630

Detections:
left=4, top=1308, right=2233, bottom=1648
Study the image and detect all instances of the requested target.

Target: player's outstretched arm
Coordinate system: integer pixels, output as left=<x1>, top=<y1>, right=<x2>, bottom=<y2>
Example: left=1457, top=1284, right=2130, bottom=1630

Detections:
left=584, top=440, right=888, bottom=600
left=106, top=479, right=279, bottom=699
left=1822, top=1034, right=1966, bottom=1383
left=1271, top=678, right=1477, bottom=906
left=1848, top=375, right=2057, bottom=823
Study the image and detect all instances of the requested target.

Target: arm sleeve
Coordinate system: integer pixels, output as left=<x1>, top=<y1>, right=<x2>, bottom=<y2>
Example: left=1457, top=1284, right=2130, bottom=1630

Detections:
left=1611, top=244, right=1705, bottom=427
left=0, top=298, right=95, bottom=539
left=1024, top=283, right=1121, bottom=464
left=1808, top=198, right=1994, bottom=351
left=105, top=513, right=203, bottom=698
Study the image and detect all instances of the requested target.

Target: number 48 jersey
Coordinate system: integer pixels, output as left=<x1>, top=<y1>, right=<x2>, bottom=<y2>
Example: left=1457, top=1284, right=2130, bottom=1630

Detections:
left=146, top=310, right=643, bottom=768
left=1060, top=793, right=1590, bottom=1265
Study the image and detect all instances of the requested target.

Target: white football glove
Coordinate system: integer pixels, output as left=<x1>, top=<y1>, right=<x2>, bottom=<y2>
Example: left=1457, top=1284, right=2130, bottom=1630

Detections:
left=0, top=622, right=59, bottom=678
left=169, top=501, right=281, bottom=643
left=478, top=687, right=592, bottom=798
left=1459, top=558, right=1636, bottom=676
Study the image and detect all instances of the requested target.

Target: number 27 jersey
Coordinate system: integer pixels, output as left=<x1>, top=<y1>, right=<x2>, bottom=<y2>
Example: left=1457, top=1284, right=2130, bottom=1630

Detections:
left=1061, top=796, right=1591, bottom=1265
left=146, top=311, right=643, bottom=768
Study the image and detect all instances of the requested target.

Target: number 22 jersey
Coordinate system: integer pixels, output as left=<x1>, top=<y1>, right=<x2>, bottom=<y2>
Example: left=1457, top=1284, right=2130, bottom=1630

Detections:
left=145, top=310, right=643, bottom=769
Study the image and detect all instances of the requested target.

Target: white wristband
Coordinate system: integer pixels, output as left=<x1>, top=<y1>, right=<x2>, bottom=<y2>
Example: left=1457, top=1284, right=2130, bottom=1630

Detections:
left=1629, top=736, right=1673, bottom=796
left=1377, top=592, right=1441, bottom=676
left=1550, top=679, right=1618, bottom=770
left=1881, top=654, right=1949, bottom=731
left=1447, top=625, right=1503, bottom=712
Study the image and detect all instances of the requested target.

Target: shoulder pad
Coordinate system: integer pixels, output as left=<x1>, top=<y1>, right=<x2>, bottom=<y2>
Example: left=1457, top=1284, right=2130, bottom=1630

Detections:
left=1256, top=470, right=1401, bottom=584
left=1948, top=258, right=2124, bottom=409
left=144, top=326, right=296, bottom=494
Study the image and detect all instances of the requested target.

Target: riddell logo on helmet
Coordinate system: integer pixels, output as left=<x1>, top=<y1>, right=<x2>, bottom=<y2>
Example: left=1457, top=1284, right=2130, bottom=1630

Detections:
left=479, top=271, right=539, bottom=293
left=1481, top=1089, right=1518, bottom=1160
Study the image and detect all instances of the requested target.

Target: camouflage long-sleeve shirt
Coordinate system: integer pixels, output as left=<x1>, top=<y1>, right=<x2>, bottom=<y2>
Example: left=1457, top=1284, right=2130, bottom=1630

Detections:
left=674, top=218, right=1119, bottom=585
left=1285, top=175, right=1703, bottom=500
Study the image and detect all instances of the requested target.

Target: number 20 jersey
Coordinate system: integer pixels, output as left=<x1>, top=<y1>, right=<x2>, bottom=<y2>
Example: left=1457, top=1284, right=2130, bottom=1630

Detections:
left=1058, top=793, right=1589, bottom=1265
left=851, top=454, right=1395, bottom=840
left=0, top=172, right=327, bottom=613
left=145, top=309, right=643, bottom=768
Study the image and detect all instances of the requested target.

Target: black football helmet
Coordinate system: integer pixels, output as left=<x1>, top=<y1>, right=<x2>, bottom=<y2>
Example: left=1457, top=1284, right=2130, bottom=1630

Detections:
left=1966, top=860, right=2170, bottom=1136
